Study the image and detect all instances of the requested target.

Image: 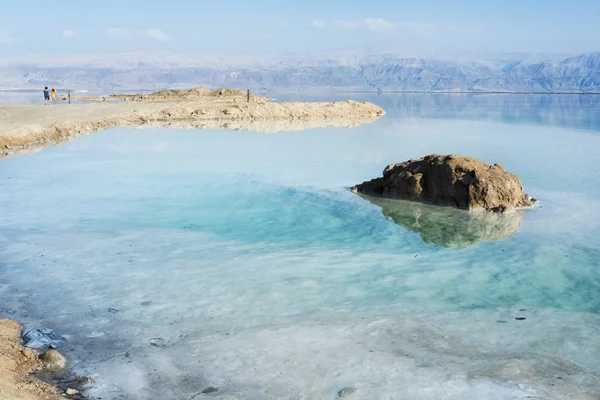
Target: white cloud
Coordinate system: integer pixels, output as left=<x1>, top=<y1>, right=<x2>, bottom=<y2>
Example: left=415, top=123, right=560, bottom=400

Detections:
left=364, top=18, right=395, bottom=32
left=140, top=28, right=169, bottom=42
left=397, top=21, right=436, bottom=34
left=106, top=28, right=169, bottom=41
left=62, top=30, right=77, bottom=38
left=319, top=18, right=433, bottom=34
left=0, top=32, right=18, bottom=44
left=311, top=19, right=327, bottom=29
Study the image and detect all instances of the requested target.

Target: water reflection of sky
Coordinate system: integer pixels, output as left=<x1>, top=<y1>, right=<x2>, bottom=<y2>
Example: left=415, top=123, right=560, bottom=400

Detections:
left=276, top=92, right=600, bottom=132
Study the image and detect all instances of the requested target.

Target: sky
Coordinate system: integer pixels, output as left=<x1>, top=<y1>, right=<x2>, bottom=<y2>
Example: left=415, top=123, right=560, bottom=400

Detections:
left=1, top=0, right=599, bottom=57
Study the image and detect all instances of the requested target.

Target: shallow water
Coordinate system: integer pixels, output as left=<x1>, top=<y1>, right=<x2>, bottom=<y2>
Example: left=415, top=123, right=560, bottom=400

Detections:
left=1, top=94, right=599, bottom=399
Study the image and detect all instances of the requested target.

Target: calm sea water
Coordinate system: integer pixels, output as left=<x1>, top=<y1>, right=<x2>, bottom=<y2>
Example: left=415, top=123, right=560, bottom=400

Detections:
left=1, top=94, right=599, bottom=399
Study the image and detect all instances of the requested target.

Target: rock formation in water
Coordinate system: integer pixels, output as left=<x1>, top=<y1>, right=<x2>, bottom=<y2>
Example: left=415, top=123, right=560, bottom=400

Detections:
left=359, top=194, right=523, bottom=247
left=351, top=154, right=533, bottom=211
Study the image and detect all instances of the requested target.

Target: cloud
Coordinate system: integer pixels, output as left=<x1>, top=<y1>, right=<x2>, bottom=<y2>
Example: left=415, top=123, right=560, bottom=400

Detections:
left=62, top=30, right=77, bottom=38
left=317, top=18, right=434, bottom=34
left=364, top=18, right=395, bottom=32
left=311, top=19, right=327, bottom=29
left=396, top=21, right=436, bottom=34
left=140, top=28, right=169, bottom=42
left=106, top=28, right=169, bottom=41
left=0, top=32, right=18, bottom=44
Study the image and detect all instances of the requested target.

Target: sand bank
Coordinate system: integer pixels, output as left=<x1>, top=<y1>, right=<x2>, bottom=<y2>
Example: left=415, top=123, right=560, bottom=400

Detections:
left=0, top=87, right=385, bottom=158
left=0, top=318, right=63, bottom=400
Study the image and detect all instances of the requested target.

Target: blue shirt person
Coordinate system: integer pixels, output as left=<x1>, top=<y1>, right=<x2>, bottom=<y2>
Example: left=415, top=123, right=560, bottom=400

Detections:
left=43, top=87, right=50, bottom=105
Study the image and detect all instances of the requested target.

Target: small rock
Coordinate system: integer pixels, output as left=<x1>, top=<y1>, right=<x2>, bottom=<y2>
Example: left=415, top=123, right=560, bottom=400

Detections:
left=41, top=349, right=67, bottom=371
left=140, top=301, right=151, bottom=306
left=107, top=308, right=119, bottom=313
left=515, top=317, right=526, bottom=321
left=338, top=387, right=359, bottom=398
left=65, top=388, right=79, bottom=395
left=202, top=387, right=218, bottom=394
left=148, top=337, right=167, bottom=348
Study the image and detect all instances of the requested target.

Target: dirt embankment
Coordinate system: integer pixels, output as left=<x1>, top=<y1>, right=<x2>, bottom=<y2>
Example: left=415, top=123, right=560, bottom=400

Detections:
left=0, top=86, right=385, bottom=158
left=0, top=319, right=64, bottom=400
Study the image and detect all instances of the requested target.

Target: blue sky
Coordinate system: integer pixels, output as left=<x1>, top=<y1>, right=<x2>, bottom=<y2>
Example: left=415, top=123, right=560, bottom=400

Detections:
left=1, top=0, right=599, bottom=56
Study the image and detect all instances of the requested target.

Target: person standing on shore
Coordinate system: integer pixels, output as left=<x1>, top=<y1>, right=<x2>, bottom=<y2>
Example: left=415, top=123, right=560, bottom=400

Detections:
left=43, top=87, right=50, bottom=105
left=51, top=88, right=57, bottom=104
left=247, top=89, right=250, bottom=103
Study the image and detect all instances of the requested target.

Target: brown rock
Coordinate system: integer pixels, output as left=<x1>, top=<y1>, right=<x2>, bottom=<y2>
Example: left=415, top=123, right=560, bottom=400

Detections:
left=209, top=87, right=247, bottom=97
left=41, top=349, right=67, bottom=372
left=351, top=154, right=532, bottom=211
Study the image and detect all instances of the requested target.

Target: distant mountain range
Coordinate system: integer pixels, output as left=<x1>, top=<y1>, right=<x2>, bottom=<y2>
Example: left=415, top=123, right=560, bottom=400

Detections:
left=1, top=50, right=599, bottom=93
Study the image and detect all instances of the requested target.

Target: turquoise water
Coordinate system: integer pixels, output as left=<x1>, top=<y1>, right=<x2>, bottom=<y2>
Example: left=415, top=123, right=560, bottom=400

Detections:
left=1, top=94, right=599, bottom=399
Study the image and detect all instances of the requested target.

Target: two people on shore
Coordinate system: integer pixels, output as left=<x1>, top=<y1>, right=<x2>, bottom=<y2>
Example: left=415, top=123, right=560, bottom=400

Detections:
left=43, top=87, right=57, bottom=105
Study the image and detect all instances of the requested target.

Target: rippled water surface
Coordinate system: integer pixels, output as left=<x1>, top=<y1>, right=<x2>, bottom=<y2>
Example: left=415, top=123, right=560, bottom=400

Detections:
left=1, top=94, right=599, bottom=399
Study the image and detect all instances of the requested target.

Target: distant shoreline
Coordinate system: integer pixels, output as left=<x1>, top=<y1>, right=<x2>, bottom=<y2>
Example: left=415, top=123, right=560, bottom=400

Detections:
left=2, top=88, right=600, bottom=95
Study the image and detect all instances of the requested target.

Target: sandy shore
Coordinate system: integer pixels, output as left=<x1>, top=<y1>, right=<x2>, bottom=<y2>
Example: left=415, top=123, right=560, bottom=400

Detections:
left=0, top=87, right=385, bottom=158
left=0, top=319, right=64, bottom=400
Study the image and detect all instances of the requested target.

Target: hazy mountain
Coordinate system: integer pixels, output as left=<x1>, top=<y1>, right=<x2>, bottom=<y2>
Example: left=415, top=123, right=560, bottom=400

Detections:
left=0, top=50, right=599, bottom=93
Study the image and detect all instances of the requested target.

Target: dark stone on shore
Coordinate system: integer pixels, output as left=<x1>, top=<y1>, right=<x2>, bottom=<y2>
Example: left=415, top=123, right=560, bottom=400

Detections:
left=515, top=317, right=526, bottom=321
left=202, top=387, right=218, bottom=393
left=148, top=337, right=168, bottom=348
left=107, top=308, right=119, bottom=313
left=338, top=387, right=359, bottom=398
left=36, top=369, right=91, bottom=400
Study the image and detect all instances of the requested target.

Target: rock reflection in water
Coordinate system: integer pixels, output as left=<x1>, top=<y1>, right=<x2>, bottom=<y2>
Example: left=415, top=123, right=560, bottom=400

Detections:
left=359, top=195, right=524, bottom=248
